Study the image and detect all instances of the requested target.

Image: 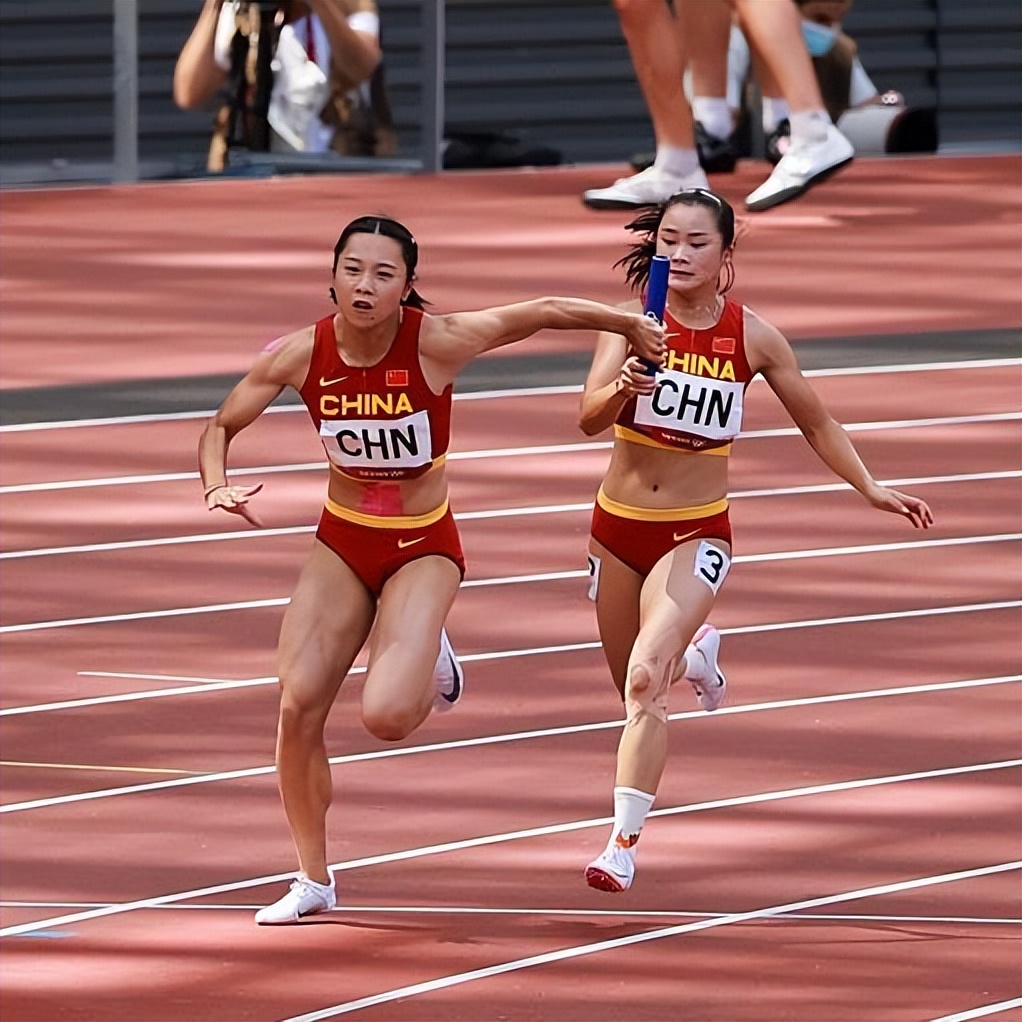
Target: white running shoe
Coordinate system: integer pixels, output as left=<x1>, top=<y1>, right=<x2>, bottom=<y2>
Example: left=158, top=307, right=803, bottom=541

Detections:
left=583, top=165, right=710, bottom=210
left=254, top=875, right=336, bottom=925
left=684, top=623, right=727, bottom=712
left=585, top=844, right=636, bottom=893
left=744, top=124, right=854, bottom=212
left=432, top=627, right=464, bottom=713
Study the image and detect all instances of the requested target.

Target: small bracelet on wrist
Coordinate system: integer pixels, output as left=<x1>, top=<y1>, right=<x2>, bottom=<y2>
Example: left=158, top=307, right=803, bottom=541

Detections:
left=204, top=483, right=227, bottom=499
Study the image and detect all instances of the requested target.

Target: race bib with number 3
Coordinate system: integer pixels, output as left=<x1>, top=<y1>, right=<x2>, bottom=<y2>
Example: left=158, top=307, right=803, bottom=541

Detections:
left=694, top=540, right=730, bottom=595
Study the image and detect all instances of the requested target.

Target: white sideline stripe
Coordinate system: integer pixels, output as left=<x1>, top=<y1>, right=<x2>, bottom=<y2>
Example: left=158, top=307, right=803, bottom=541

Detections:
left=2, top=467, right=1015, bottom=557
left=2, top=357, right=1016, bottom=434
left=932, top=999, right=1022, bottom=1022
left=1, top=761, right=1017, bottom=937
left=282, top=862, right=1022, bottom=1022
left=1, top=602, right=1017, bottom=719
left=2, top=673, right=1017, bottom=811
left=3, top=901, right=1018, bottom=927
left=2, top=533, right=1018, bottom=630
left=2, top=414, right=1018, bottom=496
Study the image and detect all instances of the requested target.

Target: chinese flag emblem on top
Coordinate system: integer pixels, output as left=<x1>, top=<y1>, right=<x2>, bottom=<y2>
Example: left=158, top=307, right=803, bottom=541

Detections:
left=386, top=369, right=409, bottom=387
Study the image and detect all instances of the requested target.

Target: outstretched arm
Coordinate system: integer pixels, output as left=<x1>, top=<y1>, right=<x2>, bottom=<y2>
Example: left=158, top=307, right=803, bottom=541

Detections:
left=198, top=329, right=310, bottom=527
left=421, top=297, right=665, bottom=388
left=748, top=310, right=933, bottom=529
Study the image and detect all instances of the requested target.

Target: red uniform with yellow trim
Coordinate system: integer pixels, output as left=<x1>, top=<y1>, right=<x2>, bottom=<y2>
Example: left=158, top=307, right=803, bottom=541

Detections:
left=592, top=299, right=754, bottom=576
left=298, top=308, right=465, bottom=594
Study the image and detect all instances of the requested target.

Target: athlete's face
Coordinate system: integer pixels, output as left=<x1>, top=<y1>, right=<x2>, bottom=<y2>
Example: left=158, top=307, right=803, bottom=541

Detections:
left=333, top=233, right=410, bottom=325
left=656, top=203, right=727, bottom=295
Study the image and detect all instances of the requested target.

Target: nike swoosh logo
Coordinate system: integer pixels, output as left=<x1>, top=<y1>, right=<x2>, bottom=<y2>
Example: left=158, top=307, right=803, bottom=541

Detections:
left=673, top=528, right=700, bottom=543
left=319, top=375, right=349, bottom=387
left=397, top=536, right=426, bottom=549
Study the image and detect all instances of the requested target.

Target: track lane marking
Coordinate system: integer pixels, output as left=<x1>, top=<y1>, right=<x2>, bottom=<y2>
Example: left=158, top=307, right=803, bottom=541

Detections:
left=931, top=999, right=1022, bottom=1022
left=2, top=534, right=1018, bottom=628
left=2, top=674, right=1018, bottom=810
left=2, top=421, right=1017, bottom=496
left=2, top=358, right=1017, bottom=434
left=282, top=862, right=1022, bottom=1021
left=1, top=760, right=1017, bottom=937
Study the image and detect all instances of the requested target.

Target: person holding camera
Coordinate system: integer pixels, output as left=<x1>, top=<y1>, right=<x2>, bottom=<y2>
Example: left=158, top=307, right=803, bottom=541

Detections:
left=174, top=0, right=392, bottom=170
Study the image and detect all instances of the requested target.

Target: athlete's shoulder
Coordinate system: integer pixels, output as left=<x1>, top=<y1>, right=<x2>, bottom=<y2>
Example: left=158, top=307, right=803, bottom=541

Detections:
left=256, top=322, right=317, bottom=386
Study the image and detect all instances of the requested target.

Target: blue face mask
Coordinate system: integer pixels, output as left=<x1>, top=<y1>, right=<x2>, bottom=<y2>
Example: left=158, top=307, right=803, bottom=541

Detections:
left=801, top=19, right=839, bottom=58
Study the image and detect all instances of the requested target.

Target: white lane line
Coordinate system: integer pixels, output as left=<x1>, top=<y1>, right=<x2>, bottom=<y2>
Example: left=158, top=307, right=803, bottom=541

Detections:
left=281, top=862, right=1022, bottom=1022
left=2, top=416, right=1018, bottom=496
left=3, top=901, right=1018, bottom=926
left=4, top=467, right=1018, bottom=560
left=76, top=670, right=237, bottom=685
left=932, top=999, right=1022, bottom=1022
left=1, top=760, right=1017, bottom=937
left=3, top=467, right=1016, bottom=558
left=2, top=674, right=1017, bottom=811
left=2, top=357, right=1016, bottom=434
left=2, top=533, right=1018, bottom=632
left=2, top=600, right=1016, bottom=717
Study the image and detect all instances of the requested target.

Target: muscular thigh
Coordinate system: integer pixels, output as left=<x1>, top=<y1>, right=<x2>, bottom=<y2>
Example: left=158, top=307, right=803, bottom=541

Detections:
left=363, top=554, right=462, bottom=711
left=589, top=538, right=644, bottom=696
left=637, top=537, right=732, bottom=658
left=277, top=539, right=376, bottom=713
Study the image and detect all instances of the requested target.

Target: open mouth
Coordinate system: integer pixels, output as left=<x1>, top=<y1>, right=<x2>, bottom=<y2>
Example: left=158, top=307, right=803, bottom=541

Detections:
left=352, top=299, right=373, bottom=310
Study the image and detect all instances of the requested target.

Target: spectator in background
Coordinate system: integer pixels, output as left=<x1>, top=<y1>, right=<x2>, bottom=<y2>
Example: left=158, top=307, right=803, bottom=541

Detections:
left=584, top=0, right=854, bottom=213
left=174, top=0, right=394, bottom=171
left=753, top=0, right=937, bottom=162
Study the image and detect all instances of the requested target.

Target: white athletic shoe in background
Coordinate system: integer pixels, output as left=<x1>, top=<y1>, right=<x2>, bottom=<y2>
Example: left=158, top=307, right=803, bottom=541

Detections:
left=585, top=844, right=636, bottom=893
left=583, top=165, right=710, bottom=210
left=684, top=623, right=727, bottom=712
left=744, top=124, right=854, bottom=212
left=432, top=627, right=464, bottom=713
left=254, top=875, right=336, bottom=925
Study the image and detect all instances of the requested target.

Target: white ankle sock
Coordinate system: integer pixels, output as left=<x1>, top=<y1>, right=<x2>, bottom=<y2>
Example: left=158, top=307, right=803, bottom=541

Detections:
left=761, top=97, right=790, bottom=134
left=692, top=96, right=733, bottom=141
left=789, top=108, right=832, bottom=145
left=682, top=644, right=703, bottom=680
left=652, top=145, right=700, bottom=178
left=610, top=786, right=655, bottom=849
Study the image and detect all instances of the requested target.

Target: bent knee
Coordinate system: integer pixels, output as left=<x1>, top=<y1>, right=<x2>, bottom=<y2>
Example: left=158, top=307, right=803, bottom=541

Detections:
left=625, top=659, right=671, bottom=724
left=361, top=706, right=418, bottom=743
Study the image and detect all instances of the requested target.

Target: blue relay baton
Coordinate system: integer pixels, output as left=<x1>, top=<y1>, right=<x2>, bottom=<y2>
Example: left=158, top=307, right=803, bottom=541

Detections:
left=640, top=254, right=670, bottom=375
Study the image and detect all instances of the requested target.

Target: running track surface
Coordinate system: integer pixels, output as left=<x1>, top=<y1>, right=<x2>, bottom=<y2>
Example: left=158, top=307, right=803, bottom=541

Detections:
left=1, top=156, right=1020, bottom=1022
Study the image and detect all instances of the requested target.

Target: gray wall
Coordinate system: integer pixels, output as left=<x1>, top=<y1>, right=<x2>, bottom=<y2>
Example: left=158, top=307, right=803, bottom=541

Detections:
left=0, top=0, right=1019, bottom=180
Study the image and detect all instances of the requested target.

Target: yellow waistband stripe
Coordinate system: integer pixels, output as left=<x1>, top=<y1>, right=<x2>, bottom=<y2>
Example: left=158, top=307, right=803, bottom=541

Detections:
left=614, top=425, right=732, bottom=457
left=596, top=485, right=728, bottom=522
left=324, top=497, right=449, bottom=529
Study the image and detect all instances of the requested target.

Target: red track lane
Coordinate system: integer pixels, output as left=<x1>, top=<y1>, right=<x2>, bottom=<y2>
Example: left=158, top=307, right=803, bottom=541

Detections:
left=3, top=166, right=1021, bottom=1021
left=1, top=157, right=1020, bottom=389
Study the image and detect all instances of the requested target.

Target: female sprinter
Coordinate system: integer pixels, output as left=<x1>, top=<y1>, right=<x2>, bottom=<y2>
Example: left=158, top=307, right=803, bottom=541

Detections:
left=579, top=189, right=933, bottom=892
left=198, top=214, right=666, bottom=923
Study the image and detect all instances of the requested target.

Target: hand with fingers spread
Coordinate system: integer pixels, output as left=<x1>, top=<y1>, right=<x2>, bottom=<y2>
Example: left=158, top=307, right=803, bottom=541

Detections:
left=204, top=482, right=265, bottom=528
left=864, top=485, right=934, bottom=530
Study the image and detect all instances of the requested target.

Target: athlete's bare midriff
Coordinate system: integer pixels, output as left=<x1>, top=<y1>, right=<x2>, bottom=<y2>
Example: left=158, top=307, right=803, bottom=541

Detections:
left=602, top=439, right=729, bottom=510
left=325, top=462, right=449, bottom=517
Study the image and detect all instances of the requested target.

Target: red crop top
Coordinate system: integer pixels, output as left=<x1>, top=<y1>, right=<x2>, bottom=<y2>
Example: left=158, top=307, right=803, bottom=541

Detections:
left=298, top=307, right=452, bottom=481
left=615, top=299, right=755, bottom=455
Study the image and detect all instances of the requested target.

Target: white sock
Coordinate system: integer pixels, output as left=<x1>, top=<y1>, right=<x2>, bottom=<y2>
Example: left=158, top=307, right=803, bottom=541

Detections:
left=692, top=96, right=733, bottom=141
left=652, top=144, right=701, bottom=178
left=761, top=96, right=790, bottom=134
left=789, top=108, right=832, bottom=146
left=681, top=644, right=703, bottom=680
left=610, top=786, right=656, bottom=850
